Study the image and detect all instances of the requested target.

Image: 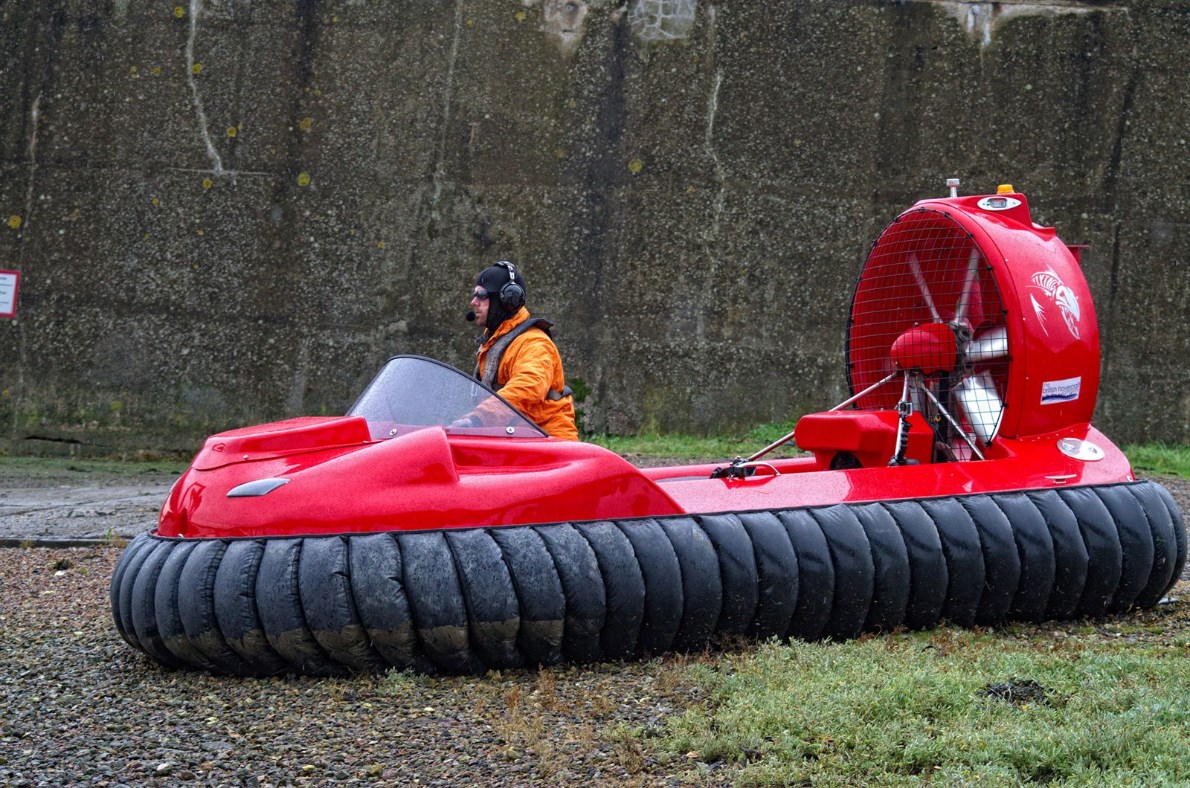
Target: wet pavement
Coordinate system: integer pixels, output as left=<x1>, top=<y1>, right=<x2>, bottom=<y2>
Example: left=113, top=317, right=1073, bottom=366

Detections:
left=0, top=476, right=175, bottom=545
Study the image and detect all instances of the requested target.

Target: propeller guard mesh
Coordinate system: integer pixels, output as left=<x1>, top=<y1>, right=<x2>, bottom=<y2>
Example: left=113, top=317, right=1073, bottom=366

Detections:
left=846, top=208, right=1010, bottom=449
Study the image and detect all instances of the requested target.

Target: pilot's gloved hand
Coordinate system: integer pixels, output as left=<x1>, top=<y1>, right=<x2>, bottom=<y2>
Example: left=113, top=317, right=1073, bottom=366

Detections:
left=449, top=414, right=481, bottom=429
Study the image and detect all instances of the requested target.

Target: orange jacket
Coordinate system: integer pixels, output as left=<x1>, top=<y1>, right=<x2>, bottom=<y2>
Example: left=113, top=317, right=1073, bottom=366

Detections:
left=476, top=308, right=578, bottom=440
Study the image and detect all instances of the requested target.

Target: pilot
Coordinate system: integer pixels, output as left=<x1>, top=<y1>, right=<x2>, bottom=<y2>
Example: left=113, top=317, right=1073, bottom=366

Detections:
left=456, top=261, right=579, bottom=440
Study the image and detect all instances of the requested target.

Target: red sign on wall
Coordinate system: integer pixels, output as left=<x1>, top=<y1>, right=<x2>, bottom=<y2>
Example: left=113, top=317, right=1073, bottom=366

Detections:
left=0, top=270, right=19, bottom=318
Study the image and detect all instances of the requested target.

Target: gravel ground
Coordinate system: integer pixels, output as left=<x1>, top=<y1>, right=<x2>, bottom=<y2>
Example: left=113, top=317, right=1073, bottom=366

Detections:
left=1, top=545, right=710, bottom=785
left=0, top=468, right=1186, bottom=786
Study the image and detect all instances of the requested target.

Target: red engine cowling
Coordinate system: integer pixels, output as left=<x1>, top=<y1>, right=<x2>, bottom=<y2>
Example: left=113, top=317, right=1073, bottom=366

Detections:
left=846, top=186, right=1099, bottom=452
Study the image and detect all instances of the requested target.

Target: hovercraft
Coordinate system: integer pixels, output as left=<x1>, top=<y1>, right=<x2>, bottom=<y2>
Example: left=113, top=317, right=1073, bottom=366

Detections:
left=112, top=185, right=1186, bottom=676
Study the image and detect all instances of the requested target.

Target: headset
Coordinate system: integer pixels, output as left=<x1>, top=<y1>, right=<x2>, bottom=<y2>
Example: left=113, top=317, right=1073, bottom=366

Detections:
left=493, top=260, right=525, bottom=311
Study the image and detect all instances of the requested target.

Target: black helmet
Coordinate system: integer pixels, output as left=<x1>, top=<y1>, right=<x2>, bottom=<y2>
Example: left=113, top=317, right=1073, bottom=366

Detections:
left=476, top=260, right=526, bottom=331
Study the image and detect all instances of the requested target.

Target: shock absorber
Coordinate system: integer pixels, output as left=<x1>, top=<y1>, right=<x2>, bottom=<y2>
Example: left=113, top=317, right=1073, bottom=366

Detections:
left=889, top=373, right=913, bottom=466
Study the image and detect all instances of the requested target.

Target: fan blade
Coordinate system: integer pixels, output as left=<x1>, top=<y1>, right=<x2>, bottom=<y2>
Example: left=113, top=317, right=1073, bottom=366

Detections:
left=966, top=325, right=1008, bottom=362
left=954, top=248, right=981, bottom=324
left=955, top=370, right=1004, bottom=444
left=908, top=253, right=942, bottom=322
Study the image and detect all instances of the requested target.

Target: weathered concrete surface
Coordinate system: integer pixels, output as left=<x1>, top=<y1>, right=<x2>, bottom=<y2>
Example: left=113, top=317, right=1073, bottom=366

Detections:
left=1, top=0, right=1187, bottom=456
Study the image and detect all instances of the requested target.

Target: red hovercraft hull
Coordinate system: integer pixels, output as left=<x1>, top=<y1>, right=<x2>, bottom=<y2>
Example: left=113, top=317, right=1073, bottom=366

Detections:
left=159, top=417, right=1138, bottom=538
left=112, top=188, right=1186, bottom=676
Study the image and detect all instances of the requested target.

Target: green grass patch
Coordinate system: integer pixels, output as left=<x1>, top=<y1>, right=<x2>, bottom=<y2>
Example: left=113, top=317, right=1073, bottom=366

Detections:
left=653, top=633, right=1190, bottom=785
left=1124, top=443, right=1190, bottom=479
left=589, top=421, right=802, bottom=462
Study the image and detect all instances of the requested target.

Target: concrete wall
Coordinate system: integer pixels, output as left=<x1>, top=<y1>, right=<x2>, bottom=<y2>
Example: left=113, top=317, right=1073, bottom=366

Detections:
left=1, top=0, right=1187, bottom=456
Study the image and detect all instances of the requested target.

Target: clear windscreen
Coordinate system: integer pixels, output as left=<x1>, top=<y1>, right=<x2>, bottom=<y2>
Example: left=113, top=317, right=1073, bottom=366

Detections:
left=347, top=355, right=547, bottom=440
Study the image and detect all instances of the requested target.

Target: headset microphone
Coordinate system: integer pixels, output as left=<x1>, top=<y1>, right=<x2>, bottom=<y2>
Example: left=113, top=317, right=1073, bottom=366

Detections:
left=464, top=310, right=476, bottom=322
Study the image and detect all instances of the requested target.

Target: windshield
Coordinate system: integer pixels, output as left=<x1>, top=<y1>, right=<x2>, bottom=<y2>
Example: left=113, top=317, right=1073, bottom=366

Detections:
left=347, top=355, right=548, bottom=440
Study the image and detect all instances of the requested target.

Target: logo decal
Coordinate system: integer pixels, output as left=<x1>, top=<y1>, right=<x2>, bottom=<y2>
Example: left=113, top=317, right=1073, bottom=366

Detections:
left=1030, top=271, right=1081, bottom=339
left=1041, top=376, right=1081, bottom=405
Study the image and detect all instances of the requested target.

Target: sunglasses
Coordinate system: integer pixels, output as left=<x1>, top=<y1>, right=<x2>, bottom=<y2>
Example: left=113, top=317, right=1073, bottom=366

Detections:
left=471, top=289, right=491, bottom=300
